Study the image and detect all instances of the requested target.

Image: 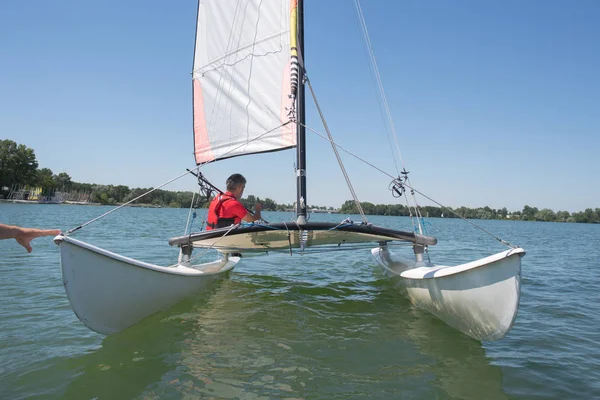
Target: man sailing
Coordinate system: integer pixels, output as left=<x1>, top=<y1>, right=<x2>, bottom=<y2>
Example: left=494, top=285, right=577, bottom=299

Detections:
left=206, top=173, right=262, bottom=230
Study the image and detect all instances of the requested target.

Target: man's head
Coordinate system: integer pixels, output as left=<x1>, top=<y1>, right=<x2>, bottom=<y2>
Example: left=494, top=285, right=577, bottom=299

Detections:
left=226, top=173, right=246, bottom=199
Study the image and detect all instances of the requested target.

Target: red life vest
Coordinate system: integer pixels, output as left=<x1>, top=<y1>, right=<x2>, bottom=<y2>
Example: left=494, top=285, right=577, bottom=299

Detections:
left=206, top=193, right=236, bottom=230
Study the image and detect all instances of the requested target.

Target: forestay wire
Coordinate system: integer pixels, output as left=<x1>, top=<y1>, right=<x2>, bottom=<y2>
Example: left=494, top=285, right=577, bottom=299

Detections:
left=305, top=76, right=368, bottom=224
left=353, top=0, right=425, bottom=234
left=301, top=123, right=518, bottom=249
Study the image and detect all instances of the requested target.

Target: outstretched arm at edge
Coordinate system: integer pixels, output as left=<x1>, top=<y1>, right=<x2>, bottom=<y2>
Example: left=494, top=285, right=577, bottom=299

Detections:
left=0, top=224, right=61, bottom=253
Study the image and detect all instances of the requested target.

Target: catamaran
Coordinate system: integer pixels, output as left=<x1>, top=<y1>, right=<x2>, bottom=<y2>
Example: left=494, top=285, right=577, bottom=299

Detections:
left=55, top=0, right=525, bottom=340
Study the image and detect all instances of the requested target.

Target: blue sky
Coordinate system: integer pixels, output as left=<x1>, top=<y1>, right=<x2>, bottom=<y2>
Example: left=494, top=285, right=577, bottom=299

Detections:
left=1, top=0, right=598, bottom=212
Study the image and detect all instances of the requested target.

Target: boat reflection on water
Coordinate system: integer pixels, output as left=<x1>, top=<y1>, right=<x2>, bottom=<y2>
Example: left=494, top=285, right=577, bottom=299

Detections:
left=54, top=269, right=513, bottom=399
left=57, top=292, right=215, bottom=400
left=401, top=304, right=512, bottom=400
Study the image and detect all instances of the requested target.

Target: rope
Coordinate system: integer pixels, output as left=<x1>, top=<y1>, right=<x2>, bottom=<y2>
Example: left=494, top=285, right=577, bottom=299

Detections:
left=353, top=0, right=405, bottom=181
left=305, top=76, right=368, bottom=224
left=65, top=122, right=290, bottom=235
left=65, top=168, right=199, bottom=235
left=200, top=121, right=292, bottom=165
left=301, top=123, right=517, bottom=249
left=282, top=221, right=292, bottom=256
left=353, top=2, right=399, bottom=176
left=353, top=0, right=424, bottom=232
left=171, top=223, right=242, bottom=267
left=327, top=217, right=356, bottom=231
left=396, top=184, right=518, bottom=249
left=301, top=123, right=393, bottom=178
left=184, top=191, right=197, bottom=235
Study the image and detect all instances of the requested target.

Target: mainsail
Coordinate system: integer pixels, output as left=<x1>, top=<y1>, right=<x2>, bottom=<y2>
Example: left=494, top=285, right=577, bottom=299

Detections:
left=193, top=0, right=297, bottom=164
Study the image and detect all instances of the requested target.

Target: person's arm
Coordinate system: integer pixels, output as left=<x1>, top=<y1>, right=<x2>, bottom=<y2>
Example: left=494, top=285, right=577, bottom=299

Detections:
left=242, top=203, right=263, bottom=223
left=0, top=224, right=61, bottom=253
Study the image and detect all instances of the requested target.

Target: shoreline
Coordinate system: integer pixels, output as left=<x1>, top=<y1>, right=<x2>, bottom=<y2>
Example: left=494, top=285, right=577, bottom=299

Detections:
left=0, top=199, right=162, bottom=208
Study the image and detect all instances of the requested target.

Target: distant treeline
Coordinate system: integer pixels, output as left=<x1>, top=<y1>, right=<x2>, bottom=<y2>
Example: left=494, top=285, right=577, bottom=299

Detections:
left=2, top=139, right=599, bottom=223
left=0, top=139, right=291, bottom=209
left=338, top=200, right=600, bottom=224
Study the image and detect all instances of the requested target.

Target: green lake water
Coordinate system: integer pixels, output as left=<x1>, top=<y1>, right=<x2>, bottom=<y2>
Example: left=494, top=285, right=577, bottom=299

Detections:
left=1, top=203, right=599, bottom=399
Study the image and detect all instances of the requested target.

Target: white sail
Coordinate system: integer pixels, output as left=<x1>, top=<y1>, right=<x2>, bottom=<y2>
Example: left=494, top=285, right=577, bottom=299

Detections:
left=193, top=0, right=296, bottom=164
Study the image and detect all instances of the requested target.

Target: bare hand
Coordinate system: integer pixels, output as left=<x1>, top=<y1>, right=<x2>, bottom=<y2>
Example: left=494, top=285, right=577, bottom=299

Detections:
left=15, top=228, right=61, bottom=253
left=254, top=203, right=263, bottom=212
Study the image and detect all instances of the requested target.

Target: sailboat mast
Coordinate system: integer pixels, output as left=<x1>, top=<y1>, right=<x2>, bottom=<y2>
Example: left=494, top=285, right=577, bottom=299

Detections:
left=296, top=0, right=307, bottom=223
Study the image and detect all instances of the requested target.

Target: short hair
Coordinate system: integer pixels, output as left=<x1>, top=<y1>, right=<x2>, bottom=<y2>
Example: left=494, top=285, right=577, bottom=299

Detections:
left=226, top=173, right=246, bottom=191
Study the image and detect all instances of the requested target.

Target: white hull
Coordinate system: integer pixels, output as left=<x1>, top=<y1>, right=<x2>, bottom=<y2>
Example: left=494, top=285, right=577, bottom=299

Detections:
left=372, top=246, right=525, bottom=341
left=55, top=235, right=238, bottom=334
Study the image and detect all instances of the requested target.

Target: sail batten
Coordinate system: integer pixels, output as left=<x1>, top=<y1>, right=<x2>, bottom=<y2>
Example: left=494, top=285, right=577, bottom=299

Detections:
left=193, top=0, right=296, bottom=164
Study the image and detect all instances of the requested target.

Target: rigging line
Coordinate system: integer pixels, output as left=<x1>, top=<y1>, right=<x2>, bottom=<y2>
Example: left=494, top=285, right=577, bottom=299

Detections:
left=412, top=181, right=425, bottom=234
left=301, top=120, right=415, bottom=229
left=265, top=242, right=414, bottom=255
left=403, top=192, right=418, bottom=233
left=189, top=170, right=269, bottom=224
left=170, top=223, right=242, bottom=267
left=301, top=122, right=395, bottom=179
left=282, top=221, right=292, bottom=256
left=189, top=186, right=208, bottom=234
left=352, top=2, right=399, bottom=175
left=353, top=0, right=424, bottom=225
left=400, top=176, right=423, bottom=235
left=184, top=191, right=197, bottom=235
left=301, top=123, right=517, bottom=249
left=394, top=185, right=518, bottom=249
left=305, top=76, right=368, bottom=223
left=69, top=118, right=280, bottom=235
left=390, top=176, right=419, bottom=234
left=201, top=121, right=292, bottom=164
left=65, top=167, right=201, bottom=235
left=353, top=0, right=405, bottom=171
left=193, top=241, right=413, bottom=256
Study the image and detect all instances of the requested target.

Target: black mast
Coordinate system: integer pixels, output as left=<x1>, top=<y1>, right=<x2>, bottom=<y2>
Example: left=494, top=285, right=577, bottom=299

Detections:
left=296, top=0, right=307, bottom=223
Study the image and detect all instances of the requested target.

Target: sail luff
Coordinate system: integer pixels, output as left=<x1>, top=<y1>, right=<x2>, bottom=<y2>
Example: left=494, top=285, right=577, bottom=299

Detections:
left=295, top=0, right=307, bottom=222
left=192, top=0, right=296, bottom=164
left=289, top=1, right=299, bottom=98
